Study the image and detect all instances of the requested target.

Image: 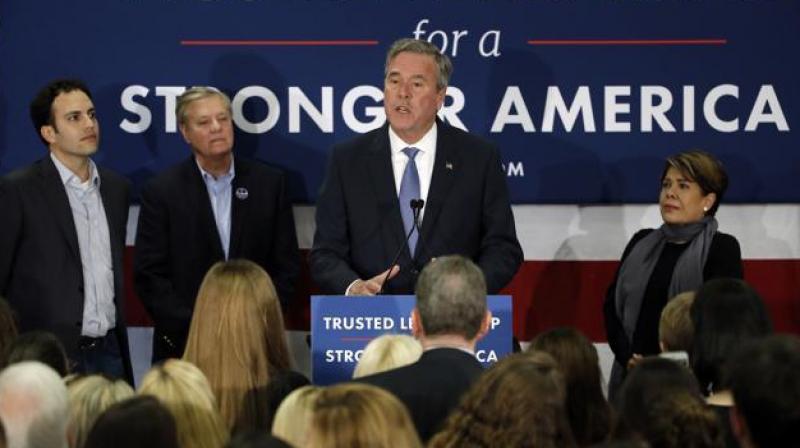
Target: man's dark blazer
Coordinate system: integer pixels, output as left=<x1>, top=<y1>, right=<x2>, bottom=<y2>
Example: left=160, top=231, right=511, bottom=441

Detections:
left=311, top=121, right=523, bottom=294
left=134, top=156, right=300, bottom=361
left=355, top=348, right=484, bottom=441
left=0, top=156, right=133, bottom=381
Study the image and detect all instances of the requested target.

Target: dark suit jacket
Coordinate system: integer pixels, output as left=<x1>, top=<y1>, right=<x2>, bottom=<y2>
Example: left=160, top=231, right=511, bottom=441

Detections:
left=134, top=156, right=299, bottom=360
left=311, top=121, right=522, bottom=294
left=356, top=348, right=484, bottom=441
left=0, top=157, right=133, bottom=381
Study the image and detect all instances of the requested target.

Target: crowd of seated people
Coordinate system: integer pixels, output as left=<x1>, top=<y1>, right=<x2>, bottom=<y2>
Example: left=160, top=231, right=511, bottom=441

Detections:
left=0, top=255, right=797, bottom=448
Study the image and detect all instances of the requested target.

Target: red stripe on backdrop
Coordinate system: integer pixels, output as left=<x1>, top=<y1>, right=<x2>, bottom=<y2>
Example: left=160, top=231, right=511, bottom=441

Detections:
left=123, top=249, right=800, bottom=340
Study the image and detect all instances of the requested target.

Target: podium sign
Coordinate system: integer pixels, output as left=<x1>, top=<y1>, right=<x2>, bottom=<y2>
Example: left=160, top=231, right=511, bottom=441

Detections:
left=310, top=295, right=512, bottom=385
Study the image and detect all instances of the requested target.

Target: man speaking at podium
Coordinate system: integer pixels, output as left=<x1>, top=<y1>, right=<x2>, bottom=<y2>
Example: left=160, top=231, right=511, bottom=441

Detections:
left=311, top=38, right=522, bottom=295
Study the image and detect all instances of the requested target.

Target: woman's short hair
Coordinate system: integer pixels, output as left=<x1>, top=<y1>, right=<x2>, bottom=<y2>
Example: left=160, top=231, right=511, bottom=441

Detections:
left=530, top=328, right=611, bottom=446
left=66, top=374, right=134, bottom=448
left=307, top=383, right=421, bottom=448
left=83, top=396, right=179, bottom=448
left=183, top=260, right=292, bottom=432
left=662, top=150, right=728, bottom=216
left=659, top=291, right=696, bottom=353
left=352, top=334, right=422, bottom=378
left=430, top=351, right=575, bottom=448
left=691, top=278, right=772, bottom=393
left=139, top=359, right=228, bottom=448
left=271, top=385, right=321, bottom=447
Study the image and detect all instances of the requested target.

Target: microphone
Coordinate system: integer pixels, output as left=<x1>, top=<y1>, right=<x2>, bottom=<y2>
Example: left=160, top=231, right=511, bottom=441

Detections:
left=378, top=199, right=424, bottom=295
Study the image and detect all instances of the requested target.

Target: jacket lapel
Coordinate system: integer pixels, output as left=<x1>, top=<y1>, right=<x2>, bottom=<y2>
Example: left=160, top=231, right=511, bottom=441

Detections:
left=184, top=158, right=225, bottom=259
left=417, top=122, right=458, bottom=261
left=39, top=157, right=81, bottom=263
left=229, top=157, right=248, bottom=257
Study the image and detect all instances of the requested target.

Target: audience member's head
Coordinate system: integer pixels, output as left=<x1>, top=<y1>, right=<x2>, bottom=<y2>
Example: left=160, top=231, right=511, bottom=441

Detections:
left=613, top=357, right=721, bottom=447
left=691, top=278, right=771, bottom=394
left=352, top=334, right=422, bottom=378
left=642, top=390, right=724, bottom=448
left=184, top=260, right=292, bottom=432
left=225, top=431, right=291, bottom=448
left=726, top=335, right=800, bottom=448
left=5, top=331, right=69, bottom=377
left=0, top=298, right=18, bottom=367
left=430, top=351, right=575, bottom=448
left=659, top=291, right=696, bottom=353
left=139, top=359, right=228, bottom=448
left=413, top=255, right=489, bottom=345
left=83, top=396, right=179, bottom=448
left=307, top=383, right=421, bottom=448
left=0, top=361, right=69, bottom=448
left=65, top=374, right=134, bottom=448
left=530, top=327, right=611, bottom=446
left=271, top=385, right=321, bottom=447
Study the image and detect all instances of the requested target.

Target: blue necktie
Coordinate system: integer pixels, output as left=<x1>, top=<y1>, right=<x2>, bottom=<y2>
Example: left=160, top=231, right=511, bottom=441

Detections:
left=399, top=147, right=420, bottom=256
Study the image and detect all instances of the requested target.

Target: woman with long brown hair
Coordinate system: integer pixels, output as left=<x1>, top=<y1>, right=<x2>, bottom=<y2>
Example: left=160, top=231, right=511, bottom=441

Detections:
left=183, top=260, right=307, bottom=433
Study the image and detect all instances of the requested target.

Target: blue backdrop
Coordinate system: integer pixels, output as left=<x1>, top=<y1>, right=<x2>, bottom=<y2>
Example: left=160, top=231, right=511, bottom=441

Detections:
left=1, top=1, right=796, bottom=203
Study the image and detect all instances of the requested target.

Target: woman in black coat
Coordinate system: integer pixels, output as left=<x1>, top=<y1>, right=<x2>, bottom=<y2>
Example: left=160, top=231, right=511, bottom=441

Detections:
left=603, top=150, right=743, bottom=398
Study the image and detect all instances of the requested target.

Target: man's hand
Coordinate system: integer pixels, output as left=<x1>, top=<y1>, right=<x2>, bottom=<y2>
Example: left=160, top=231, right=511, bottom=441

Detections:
left=627, top=353, right=644, bottom=371
left=347, top=265, right=400, bottom=296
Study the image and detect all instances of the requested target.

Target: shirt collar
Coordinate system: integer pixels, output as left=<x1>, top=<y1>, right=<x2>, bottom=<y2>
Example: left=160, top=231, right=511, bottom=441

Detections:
left=50, top=152, right=100, bottom=187
left=388, top=122, right=437, bottom=156
left=196, top=155, right=235, bottom=182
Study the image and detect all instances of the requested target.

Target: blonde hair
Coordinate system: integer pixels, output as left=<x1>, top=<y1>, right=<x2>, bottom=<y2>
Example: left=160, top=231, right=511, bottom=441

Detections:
left=183, top=260, right=291, bottom=431
left=307, top=383, right=421, bottom=448
left=138, top=359, right=228, bottom=448
left=659, top=291, right=696, bottom=353
left=271, top=385, right=321, bottom=447
left=352, top=334, right=422, bottom=378
left=66, top=375, right=134, bottom=448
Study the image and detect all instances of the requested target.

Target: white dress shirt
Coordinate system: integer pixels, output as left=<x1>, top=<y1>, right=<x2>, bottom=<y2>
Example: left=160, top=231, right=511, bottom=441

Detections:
left=388, top=123, right=437, bottom=223
left=51, top=153, right=115, bottom=337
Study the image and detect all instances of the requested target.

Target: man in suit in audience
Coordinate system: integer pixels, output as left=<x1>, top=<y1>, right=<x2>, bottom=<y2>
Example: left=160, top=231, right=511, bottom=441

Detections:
left=727, top=335, right=800, bottom=448
left=356, top=255, right=491, bottom=441
left=135, top=86, right=300, bottom=362
left=0, top=79, right=132, bottom=381
left=311, top=38, right=522, bottom=295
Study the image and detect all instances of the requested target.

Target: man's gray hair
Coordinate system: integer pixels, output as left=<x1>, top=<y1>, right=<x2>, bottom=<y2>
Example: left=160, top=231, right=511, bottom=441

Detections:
left=384, top=38, right=453, bottom=91
left=415, top=255, right=487, bottom=339
left=175, top=86, right=232, bottom=125
left=0, top=361, right=68, bottom=448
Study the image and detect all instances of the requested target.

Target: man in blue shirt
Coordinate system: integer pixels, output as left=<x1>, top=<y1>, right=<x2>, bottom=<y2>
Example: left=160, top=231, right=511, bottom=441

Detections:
left=135, top=86, right=300, bottom=361
left=0, top=79, right=132, bottom=380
